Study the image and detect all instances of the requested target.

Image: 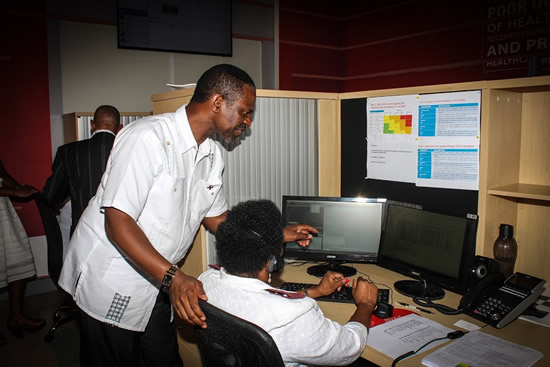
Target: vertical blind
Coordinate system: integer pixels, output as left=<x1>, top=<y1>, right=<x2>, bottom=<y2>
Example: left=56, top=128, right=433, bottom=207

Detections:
left=216, top=97, right=318, bottom=208
left=77, top=114, right=149, bottom=140
left=206, top=97, right=319, bottom=264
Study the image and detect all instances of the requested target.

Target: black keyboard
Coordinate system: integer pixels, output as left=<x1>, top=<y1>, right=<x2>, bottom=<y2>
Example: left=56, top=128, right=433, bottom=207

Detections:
left=280, top=282, right=390, bottom=304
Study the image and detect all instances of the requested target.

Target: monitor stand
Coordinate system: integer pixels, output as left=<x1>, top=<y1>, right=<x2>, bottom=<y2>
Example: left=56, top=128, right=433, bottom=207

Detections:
left=307, top=262, right=357, bottom=278
left=394, top=279, right=445, bottom=300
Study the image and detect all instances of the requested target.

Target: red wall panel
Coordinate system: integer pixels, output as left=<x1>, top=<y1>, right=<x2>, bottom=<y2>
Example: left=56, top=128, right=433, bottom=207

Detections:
left=279, top=0, right=349, bottom=18
left=279, top=9, right=344, bottom=47
left=279, top=0, right=550, bottom=93
left=346, top=27, right=484, bottom=76
left=0, top=11, right=51, bottom=237
left=279, top=44, right=346, bottom=91
left=343, top=65, right=485, bottom=92
left=345, top=1, right=484, bottom=46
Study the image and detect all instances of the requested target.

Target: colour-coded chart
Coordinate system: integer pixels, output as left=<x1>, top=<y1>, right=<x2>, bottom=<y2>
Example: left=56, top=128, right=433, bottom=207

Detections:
left=383, top=115, right=412, bottom=134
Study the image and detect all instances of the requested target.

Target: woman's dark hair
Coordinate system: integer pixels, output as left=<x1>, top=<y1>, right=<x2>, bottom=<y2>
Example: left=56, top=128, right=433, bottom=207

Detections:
left=190, top=64, right=256, bottom=105
left=215, top=199, right=283, bottom=277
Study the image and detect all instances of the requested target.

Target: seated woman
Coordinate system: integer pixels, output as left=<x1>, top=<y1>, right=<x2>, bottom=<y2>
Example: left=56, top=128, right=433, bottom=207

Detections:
left=199, top=199, right=379, bottom=366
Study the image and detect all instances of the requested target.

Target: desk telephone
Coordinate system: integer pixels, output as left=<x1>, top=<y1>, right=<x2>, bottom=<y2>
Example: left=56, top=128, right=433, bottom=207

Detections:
left=460, top=271, right=546, bottom=328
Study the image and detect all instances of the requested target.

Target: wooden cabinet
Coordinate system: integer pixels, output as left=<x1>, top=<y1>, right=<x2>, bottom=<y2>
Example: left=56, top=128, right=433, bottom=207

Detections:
left=152, top=78, right=550, bottom=366
left=479, top=80, right=550, bottom=281
left=340, top=76, right=550, bottom=281
left=151, top=88, right=194, bottom=116
left=152, top=78, right=550, bottom=281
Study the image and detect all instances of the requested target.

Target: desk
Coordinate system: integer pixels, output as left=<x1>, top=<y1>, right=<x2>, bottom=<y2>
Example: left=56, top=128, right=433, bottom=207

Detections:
left=273, top=262, right=549, bottom=367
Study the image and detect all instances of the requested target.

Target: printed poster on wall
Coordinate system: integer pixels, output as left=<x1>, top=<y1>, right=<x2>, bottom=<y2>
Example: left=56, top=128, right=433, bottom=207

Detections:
left=366, top=94, right=418, bottom=183
left=417, top=91, right=481, bottom=190
left=366, top=90, right=481, bottom=190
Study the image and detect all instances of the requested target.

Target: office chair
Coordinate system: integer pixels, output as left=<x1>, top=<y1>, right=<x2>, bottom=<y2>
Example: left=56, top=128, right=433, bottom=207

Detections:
left=33, top=194, right=79, bottom=343
left=194, top=298, right=285, bottom=367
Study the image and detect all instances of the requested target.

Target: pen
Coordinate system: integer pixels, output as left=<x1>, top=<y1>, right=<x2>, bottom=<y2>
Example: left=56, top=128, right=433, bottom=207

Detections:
left=396, top=302, right=434, bottom=314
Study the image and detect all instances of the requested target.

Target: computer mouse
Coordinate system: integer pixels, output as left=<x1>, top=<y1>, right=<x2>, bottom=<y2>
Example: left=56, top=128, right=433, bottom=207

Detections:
left=374, top=302, right=393, bottom=319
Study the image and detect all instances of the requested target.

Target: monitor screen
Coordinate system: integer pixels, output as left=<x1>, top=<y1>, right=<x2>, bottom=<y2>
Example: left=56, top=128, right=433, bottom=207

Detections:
left=378, top=204, right=478, bottom=299
left=282, top=196, right=386, bottom=277
left=117, top=0, right=232, bottom=56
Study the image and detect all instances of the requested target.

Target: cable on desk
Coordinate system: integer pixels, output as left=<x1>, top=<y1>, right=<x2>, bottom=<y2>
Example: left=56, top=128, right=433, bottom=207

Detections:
left=412, top=297, right=464, bottom=315
left=391, top=330, right=466, bottom=366
left=283, top=260, right=311, bottom=268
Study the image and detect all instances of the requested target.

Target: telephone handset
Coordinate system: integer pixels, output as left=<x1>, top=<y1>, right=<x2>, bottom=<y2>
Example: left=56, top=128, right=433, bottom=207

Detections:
left=459, top=272, right=505, bottom=311
left=460, top=272, right=546, bottom=328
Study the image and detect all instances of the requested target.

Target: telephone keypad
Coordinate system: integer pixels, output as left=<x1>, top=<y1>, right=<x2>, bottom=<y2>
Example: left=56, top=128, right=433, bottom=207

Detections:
left=474, top=297, right=512, bottom=321
left=464, top=272, right=545, bottom=328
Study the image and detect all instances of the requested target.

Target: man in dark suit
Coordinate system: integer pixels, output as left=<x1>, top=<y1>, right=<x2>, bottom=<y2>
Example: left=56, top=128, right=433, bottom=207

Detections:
left=43, top=105, right=120, bottom=235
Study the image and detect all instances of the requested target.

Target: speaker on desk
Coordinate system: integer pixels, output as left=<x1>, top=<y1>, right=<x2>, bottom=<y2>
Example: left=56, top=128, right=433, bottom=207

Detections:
left=467, top=255, right=500, bottom=290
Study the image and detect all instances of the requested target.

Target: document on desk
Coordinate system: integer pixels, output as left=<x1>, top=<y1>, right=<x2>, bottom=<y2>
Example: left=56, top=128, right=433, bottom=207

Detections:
left=366, top=314, right=454, bottom=359
left=421, top=330, right=543, bottom=367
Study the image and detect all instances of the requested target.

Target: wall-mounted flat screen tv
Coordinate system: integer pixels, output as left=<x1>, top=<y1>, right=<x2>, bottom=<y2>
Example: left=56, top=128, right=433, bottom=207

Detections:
left=117, top=0, right=232, bottom=56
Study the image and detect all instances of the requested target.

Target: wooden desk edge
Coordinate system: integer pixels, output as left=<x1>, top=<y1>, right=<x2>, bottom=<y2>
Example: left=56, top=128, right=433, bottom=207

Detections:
left=276, top=262, right=549, bottom=367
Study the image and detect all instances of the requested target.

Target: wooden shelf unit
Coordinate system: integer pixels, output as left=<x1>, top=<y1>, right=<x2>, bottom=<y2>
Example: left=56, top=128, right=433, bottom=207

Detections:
left=151, top=77, right=550, bottom=281
left=487, top=183, right=550, bottom=201
left=482, top=80, right=550, bottom=282
left=152, top=77, right=550, bottom=367
left=340, top=76, right=550, bottom=282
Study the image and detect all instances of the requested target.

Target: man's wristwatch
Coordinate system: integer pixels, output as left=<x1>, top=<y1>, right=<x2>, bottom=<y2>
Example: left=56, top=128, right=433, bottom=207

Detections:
left=160, top=264, right=179, bottom=293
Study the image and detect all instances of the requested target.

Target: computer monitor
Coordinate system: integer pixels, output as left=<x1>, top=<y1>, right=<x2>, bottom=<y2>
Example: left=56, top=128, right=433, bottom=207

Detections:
left=282, top=196, right=386, bottom=277
left=378, top=204, right=478, bottom=300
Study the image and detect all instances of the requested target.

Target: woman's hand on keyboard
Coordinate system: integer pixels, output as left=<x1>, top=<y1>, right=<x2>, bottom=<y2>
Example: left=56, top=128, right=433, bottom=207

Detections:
left=307, top=271, right=348, bottom=298
left=349, top=277, right=378, bottom=328
left=352, top=277, right=378, bottom=310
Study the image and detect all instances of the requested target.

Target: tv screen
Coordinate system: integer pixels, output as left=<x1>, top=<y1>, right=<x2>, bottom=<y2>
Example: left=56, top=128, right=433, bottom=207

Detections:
left=117, top=0, right=232, bottom=56
left=282, top=196, right=386, bottom=277
left=378, top=204, right=478, bottom=299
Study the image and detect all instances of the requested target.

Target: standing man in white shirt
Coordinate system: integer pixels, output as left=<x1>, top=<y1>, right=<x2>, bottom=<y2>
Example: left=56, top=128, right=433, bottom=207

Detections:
left=58, top=64, right=317, bottom=367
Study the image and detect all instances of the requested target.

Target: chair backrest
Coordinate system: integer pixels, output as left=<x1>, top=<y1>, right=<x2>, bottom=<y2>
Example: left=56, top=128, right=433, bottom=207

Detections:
left=34, top=193, right=64, bottom=286
left=194, top=298, right=285, bottom=367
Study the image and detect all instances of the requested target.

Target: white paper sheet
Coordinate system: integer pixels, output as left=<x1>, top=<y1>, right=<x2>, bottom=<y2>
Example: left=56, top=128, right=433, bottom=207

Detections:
left=366, top=314, right=455, bottom=359
left=366, top=94, right=418, bottom=183
left=416, top=91, right=481, bottom=190
left=367, top=141, right=417, bottom=183
left=416, top=140, right=479, bottom=190
left=418, top=91, right=481, bottom=139
left=422, top=330, right=543, bottom=367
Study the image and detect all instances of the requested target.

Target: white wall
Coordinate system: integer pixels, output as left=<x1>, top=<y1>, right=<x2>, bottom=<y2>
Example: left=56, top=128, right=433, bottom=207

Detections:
left=59, top=21, right=263, bottom=114
left=172, top=42, right=262, bottom=93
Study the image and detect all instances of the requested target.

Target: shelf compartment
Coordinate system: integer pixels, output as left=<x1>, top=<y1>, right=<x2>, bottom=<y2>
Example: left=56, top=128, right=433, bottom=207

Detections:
left=488, top=183, right=550, bottom=201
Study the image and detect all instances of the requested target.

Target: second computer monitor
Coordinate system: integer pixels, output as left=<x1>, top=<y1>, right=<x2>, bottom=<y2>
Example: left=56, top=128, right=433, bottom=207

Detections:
left=282, top=196, right=386, bottom=277
left=378, top=204, right=478, bottom=299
